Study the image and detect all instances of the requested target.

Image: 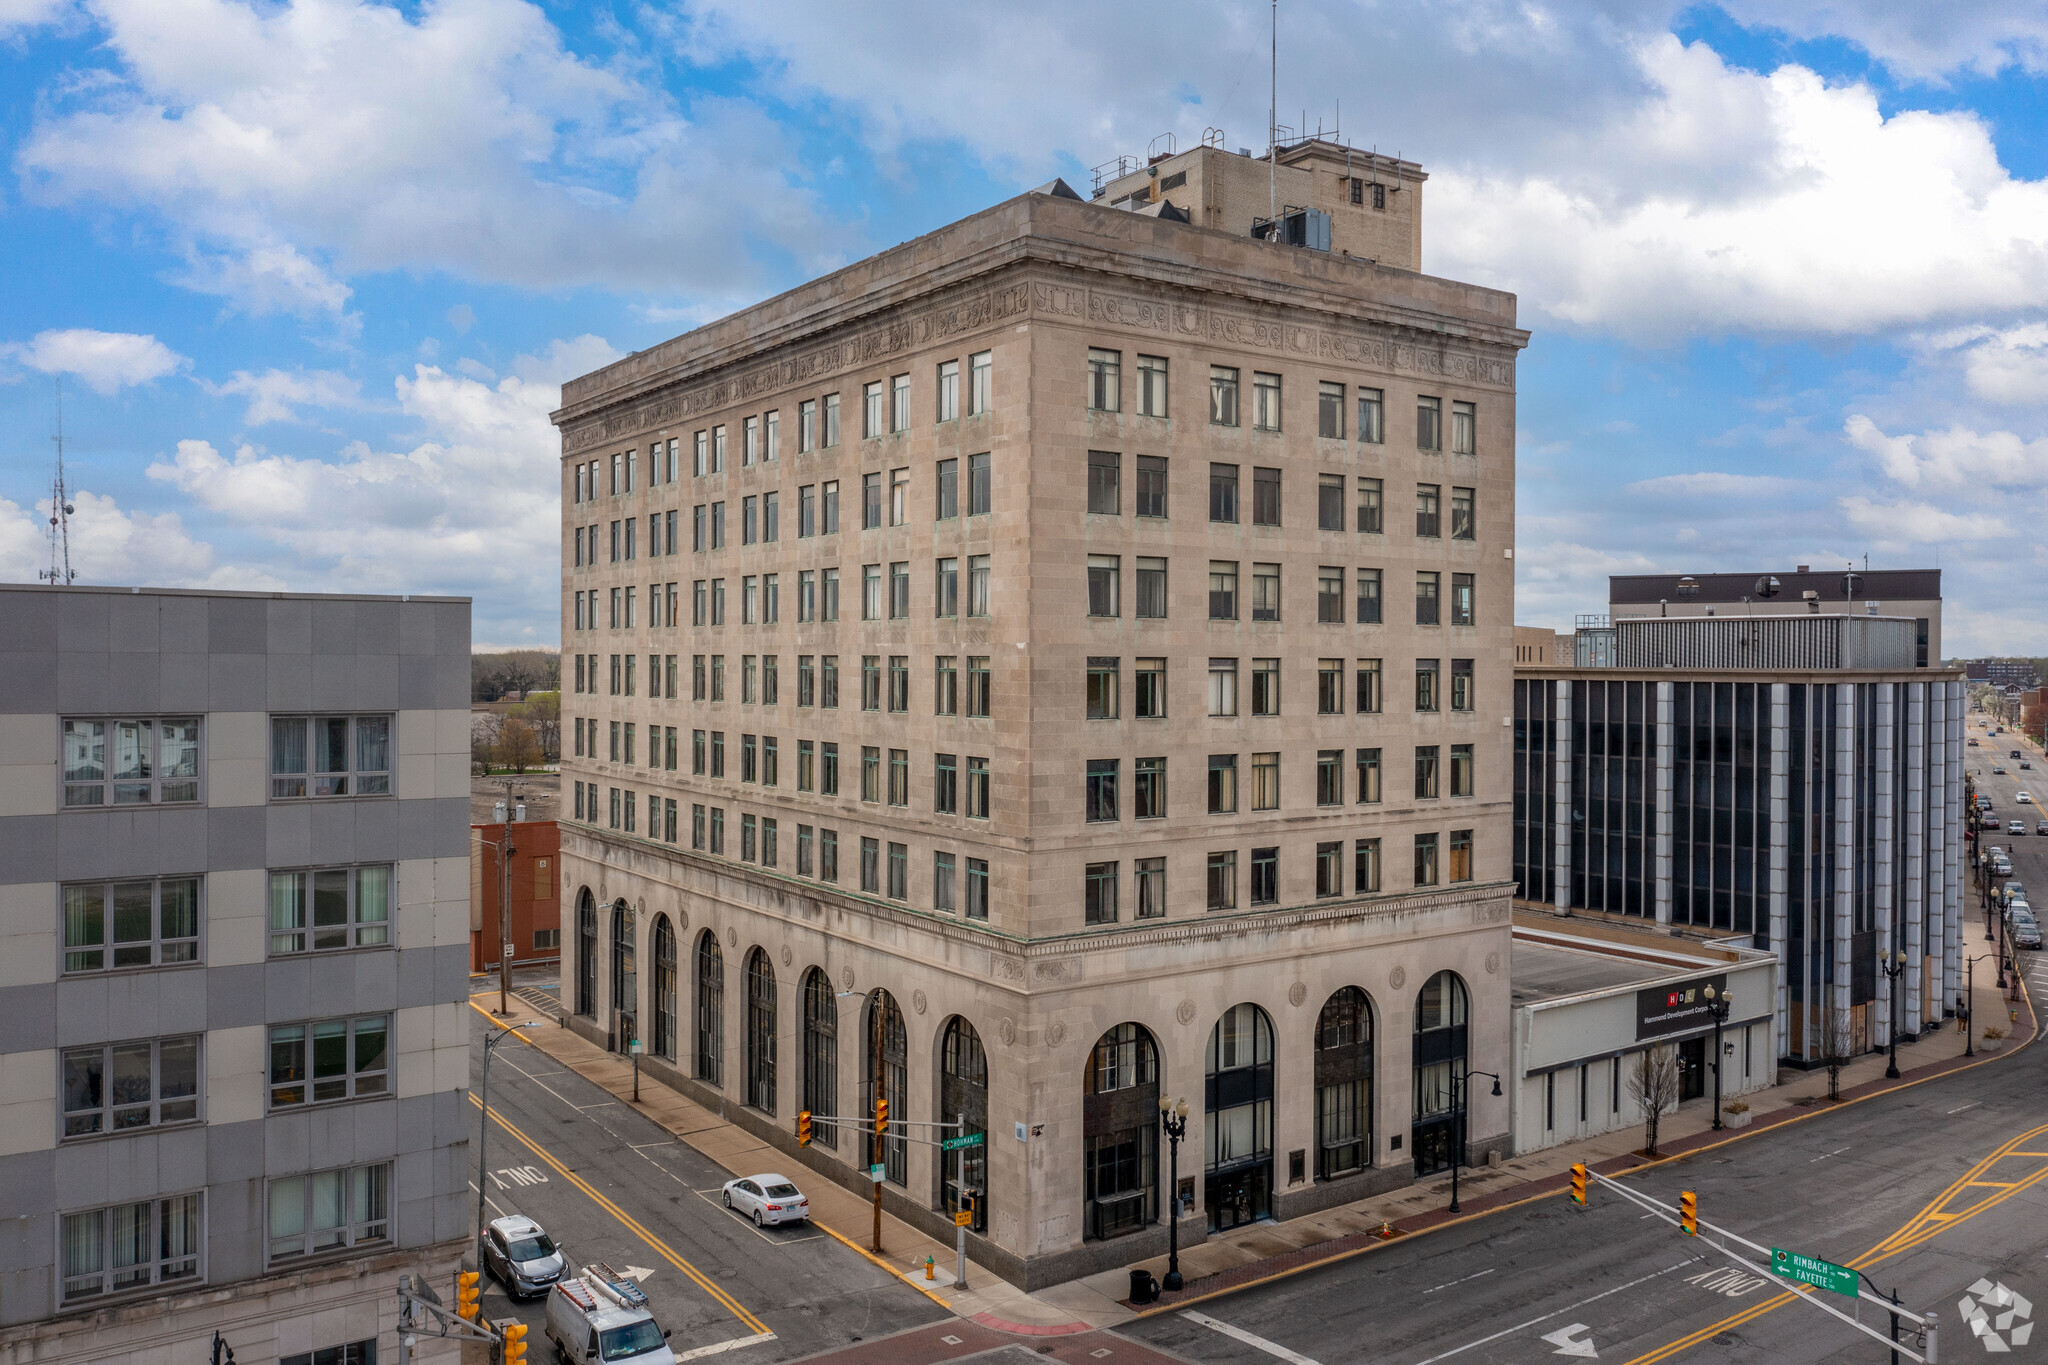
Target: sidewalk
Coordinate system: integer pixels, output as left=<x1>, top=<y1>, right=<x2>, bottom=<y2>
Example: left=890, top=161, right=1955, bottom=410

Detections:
left=476, top=963, right=2035, bottom=1334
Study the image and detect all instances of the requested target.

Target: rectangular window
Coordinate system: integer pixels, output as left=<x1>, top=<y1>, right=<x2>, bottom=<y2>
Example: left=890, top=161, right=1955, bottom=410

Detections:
left=862, top=655, right=881, bottom=711
left=1450, top=743, right=1474, bottom=798
left=1417, top=396, right=1442, bottom=451
left=1316, top=658, right=1343, bottom=715
left=267, top=1163, right=388, bottom=1263
left=1357, top=477, right=1383, bottom=534
left=1356, top=748, right=1382, bottom=804
left=1358, top=387, right=1384, bottom=444
left=1135, top=856, right=1166, bottom=918
left=1252, top=466, right=1281, bottom=526
left=820, top=828, right=838, bottom=881
left=1318, top=381, right=1345, bottom=438
left=935, top=458, right=958, bottom=520
left=861, top=747, right=880, bottom=803
left=710, top=807, right=724, bottom=854
left=821, top=567, right=839, bottom=621
left=1088, top=555, right=1120, bottom=617
left=965, top=856, right=989, bottom=919
left=710, top=578, right=725, bottom=625
left=267, top=1014, right=389, bottom=1108
left=1251, top=562, right=1280, bottom=621
left=740, top=734, right=757, bottom=784
left=863, top=381, right=885, bottom=439
left=798, top=739, right=815, bottom=792
left=822, top=479, right=840, bottom=533
left=1252, top=372, right=1281, bottom=432
left=933, top=851, right=956, bottom=912
left=968, top=451, right=991, bottom=514
left=1452, top=401, right=1476, bottom=456
left=1136, top=454, right=1169, bottom=518
left=891, top=373, right=911, bottom=432
left=740, top=813, right=756, bottom=862
left=934, top=752, right=958, bottom=814
left=935, top=656, right=958, bottom=715
left=1124, top=559, right=1167, bottom=623
left=1356, top=567, right=1383, bottom=625
left=1415, top=745, right=1440, bottom=799
left=763, top=491, right=779, bottom=542
left=888, top=655, right=909, bottom=712
left=1251, top=657, right=1280, bottom=716
left=1208, top=561, right=1237, bottom=620
left=860, top=838, right=880, bottom=893
left=1317, top=473, right=1344, bottom=531
left=890, top=468, right=907, bottom=526
left=966, top=656, right=990, bottom=717
left=741, top=576, right=758, bottom=625
left=1209, top=366, right=1239, bottom=426
left=62, top=877, right=200, bottom=972
left=890, top=561, right=909, bottom=619
left=1250, top=751, right=1279, bottom=812
left=1452, top=573, right=1475, bottom=627
left=1416, top=658, right=1440, bottom=712
left=1207, top=753, right=1238, bottom=814
left=1416, top=483, right=1441, bottom=539
left=267, top=867, right=392, bottom=954
left=1134, top=657, right=1165, bottom=718
left=1414, top=833, right=1440, bottom=887
left=60, top=1193, right=203, bottom=1302
left=798, top=485, right=817, bottom=540
left=1451, top=486, right=1475, bottom=540
left=821, top=741, right=839, bottom=795
left=1084, top=862, right=1118, bottom=924
left=965, top=756, right=990, bottom=818
left=62, top=1034, right=200, bottom=1137
left=1451, top=658, right=1475, bottom=712
left=799, top=399, right=816, bottom=452
left=1354, top=838, right=1381, bottom=893
left=823, top=392, right=841, bottom=446
left=934, top=556, right=959, bottom=618
left=269, top=716, right=390, bottom=799
left=799, top=570, right=816, bottom=622
left=797, top=824, right=814, bottom=876
left=967, top=350, right=992, bottom=415
left=968, top=556, right=991, bottom=616
left=1088, top=450, right=1120, bottom=514
left=711, top=502, right=725, bottom=548
left=1206, top=851, right=1237, bottom=911
left=1087, top=657, right=1119, bottom=719
left=1088, top=348, right=1121, bottom=412
left=711, top=730, right=726, bottom=776
left=1086, top=759, right=1118, bottom=823
left=1209, top=463, right=1238, bottom=523
left=1317, top=566, right=1345, bottom=623
left=1208, top=657, right=1238, bottom=717
left=1315, top=840, right=1343, bottom=898
left=862, top=565, right=881, bottom=621
left=744, top=416, right=759, bottom=466
left=1134, top=756, right=1165, bottom=820
left=693, top=431, right=707, bottom=477
left=937, top=359, right=959, bottom=422
left=797, top=655, right=815, bottom=707
left=742, top=495, right=758, bottom=546
left=862, top=473, right=882, bottom=530
left=1136, top=354, right=1168, bottom=416
left=1416, top=571, right=1441, bottom=626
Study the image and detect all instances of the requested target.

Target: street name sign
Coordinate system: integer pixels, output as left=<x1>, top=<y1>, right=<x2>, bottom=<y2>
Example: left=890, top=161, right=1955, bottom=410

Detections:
left=940, top=1132, right=986, bottom=1151
left=1771, top=1248, right=1856, bottom=1296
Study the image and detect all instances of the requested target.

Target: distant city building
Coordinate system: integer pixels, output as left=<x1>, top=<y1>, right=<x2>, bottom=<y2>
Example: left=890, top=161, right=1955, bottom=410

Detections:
left=1609, top=566, right=1940, bottom=668
left=1513, top=609, right=1966, bottom=1069
left=1965, top=660, right=2040, bottom=691
left=0, top=585, right=473, bottom=1363
left=554, top=162, right=1529, bottom=1284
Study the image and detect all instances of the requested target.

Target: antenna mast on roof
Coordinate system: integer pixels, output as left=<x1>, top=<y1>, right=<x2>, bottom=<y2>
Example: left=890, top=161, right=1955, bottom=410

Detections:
left=39, top=379, right=77, bottom=588
left=1269, top=0, right=1277, bottom=220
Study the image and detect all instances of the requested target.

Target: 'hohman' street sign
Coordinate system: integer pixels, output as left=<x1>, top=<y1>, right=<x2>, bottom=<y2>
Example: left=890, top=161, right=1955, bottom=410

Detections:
left=1772, top=1248, right=1856, bottom=1297
left=940, top=1132, right=986, bottom=1151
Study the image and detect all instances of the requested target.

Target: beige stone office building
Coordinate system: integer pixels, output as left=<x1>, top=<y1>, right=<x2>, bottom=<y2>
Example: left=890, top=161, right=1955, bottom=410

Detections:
left=553, top=168, right=1528, bottom=1286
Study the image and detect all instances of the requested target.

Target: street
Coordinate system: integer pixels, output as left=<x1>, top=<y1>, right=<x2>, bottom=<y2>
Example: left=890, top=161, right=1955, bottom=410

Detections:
left=465, top=997, right=949, bottom=1360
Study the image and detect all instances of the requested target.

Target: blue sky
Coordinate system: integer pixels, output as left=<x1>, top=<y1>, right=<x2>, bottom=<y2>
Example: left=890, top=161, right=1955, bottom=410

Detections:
left=4, top=0, right=2048, bottom=653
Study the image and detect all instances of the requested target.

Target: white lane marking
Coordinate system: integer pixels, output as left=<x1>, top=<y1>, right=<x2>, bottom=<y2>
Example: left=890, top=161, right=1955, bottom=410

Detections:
left=1409, top=1261, right=1693, bottom=1365
left=1182, top=1311, right=1322, bottom=1365
left=673, top=1334, right=777, bottom=1361
left=467, top=1181, right=511, bottom=1220
left=1539, top=1323, right=1598, bottom=1357
left=1808, top=1146, right=1852, bottom=1163
left=1951, top=1103, right=1981, bottom=1114
left=1423, top=1268, right=1497, bottom=1295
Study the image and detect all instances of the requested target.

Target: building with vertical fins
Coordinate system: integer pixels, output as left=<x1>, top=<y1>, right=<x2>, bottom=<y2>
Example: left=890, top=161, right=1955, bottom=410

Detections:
left=1512, top=582, right=1967, bottom=1066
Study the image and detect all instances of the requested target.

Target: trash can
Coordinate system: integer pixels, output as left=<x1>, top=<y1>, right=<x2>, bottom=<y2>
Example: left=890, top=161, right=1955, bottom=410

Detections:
left=1129, top=1268, right=1159, bottom=1304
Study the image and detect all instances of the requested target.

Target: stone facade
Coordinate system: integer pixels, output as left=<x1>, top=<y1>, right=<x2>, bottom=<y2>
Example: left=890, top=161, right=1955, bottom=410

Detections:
left=554, top=188, right=1527, bottom=1288
left=0, top=586, right=472, bottom=1363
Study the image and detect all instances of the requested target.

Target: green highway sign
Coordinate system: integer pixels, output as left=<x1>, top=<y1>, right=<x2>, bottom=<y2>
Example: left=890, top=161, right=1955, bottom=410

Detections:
left=1772, top=1248, right=1857, bottom=1297
left=940, top=1132, right=986, bottom=1152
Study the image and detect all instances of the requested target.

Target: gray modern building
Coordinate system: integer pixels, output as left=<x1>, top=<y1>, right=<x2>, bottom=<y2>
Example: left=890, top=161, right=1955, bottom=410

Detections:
left=1608, top=566, right=1940, bottom=667
left=1512, top=612, right=1967, bottom=1068
left=0, top=585, right=474, bottom=1365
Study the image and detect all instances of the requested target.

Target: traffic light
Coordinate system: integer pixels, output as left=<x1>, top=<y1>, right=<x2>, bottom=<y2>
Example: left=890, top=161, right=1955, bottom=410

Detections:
left=798, top=1110, right=813, bottom=1146
left=1569, top=1163, right=1587, bottom=1207
left=456, top=1270, right=481, bottom=1321
left=502, top=1322, right=528, bottom=1365
left=876, top=1097, right=889, bottom=1134
left=1679, top=1190, right=1698, bottom=1237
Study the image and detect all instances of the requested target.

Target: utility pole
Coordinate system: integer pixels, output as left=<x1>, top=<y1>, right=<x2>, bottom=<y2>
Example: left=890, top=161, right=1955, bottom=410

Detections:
left=1268, top=0, right=1278, bottom=220
left=497, top=777, right=522, bottom=1016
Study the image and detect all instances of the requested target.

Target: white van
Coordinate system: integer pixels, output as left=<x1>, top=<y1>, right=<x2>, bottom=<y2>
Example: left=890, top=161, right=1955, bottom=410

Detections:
left=544, top=1269, right=678, bottom=1364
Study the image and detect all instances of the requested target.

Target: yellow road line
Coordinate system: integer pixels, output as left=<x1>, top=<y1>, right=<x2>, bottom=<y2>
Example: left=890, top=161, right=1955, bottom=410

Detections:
left=468, top=1091, right=771, bottom=1336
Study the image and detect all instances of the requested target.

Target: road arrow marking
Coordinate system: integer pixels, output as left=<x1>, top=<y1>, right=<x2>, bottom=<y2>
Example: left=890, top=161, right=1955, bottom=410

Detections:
left=616, top=1265, right=655, bottom=1283
left=1541, top=1323, right=1598, bottom=1358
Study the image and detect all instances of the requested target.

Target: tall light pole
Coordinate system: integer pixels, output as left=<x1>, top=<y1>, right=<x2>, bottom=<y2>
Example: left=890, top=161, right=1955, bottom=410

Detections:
left=1702, top=985, right=1733, bottom=1129
left=476, top=1020, right=538, bottom=1247
left=1878, top=952, right=1906, bottom=1080
left=1447, top=1068, right=1502, bottom=1214
left=1158, top=1096, right=1189, bottom=1291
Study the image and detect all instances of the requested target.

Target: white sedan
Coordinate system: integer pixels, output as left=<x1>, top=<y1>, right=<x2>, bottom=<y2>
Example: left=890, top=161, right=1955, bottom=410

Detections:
left=721, top=1173, right=810, bottom=1226
left=2020, top=792, right=2034, bottom=804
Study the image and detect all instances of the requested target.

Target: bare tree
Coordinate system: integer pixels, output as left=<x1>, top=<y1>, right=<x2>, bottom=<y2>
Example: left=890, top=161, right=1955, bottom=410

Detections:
left=1816, top=1007, right=1860, bottom=1103
left=470, top=713, right=502, bottom=774
left=495, top=717, right=544, bottom=774
left=1627, top=1046, right=1683, bottom=1157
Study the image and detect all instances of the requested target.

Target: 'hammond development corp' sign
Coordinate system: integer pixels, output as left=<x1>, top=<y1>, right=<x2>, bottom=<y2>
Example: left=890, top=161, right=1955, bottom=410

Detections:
left=1635, top=974, right=1729, bottom=1041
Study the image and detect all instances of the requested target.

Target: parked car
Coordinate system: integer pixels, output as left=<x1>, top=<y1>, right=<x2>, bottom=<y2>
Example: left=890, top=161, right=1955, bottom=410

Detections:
left=720, top=1173, right=810, bottom=1226
left=1970, top=738, right=1981, bottom=747
left=2024, top=761, right=2033, bottom=770
left=2012, top=914, right=2042, bottom=951
left=481, top=1214, right=565, bottom=1300
left=2035, top=821, right=2046, bottom=836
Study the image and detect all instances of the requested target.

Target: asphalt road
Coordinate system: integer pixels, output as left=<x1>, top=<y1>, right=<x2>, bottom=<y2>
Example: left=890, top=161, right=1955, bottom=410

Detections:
left=1121, top=709, right=2048, bottom=1365
left=464, top=997, right=948, bottom=1361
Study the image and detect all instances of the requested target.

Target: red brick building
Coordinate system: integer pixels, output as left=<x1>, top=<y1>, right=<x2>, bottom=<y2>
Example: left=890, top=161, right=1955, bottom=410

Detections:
left=470, top=819, right=562, bottom=972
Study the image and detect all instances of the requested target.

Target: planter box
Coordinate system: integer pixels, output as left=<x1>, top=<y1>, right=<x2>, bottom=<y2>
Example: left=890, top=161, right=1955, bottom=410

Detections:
left=1981, top=1036, right=2005, bottom=1052
left=1721, top=1109, right=1751, bottom=1129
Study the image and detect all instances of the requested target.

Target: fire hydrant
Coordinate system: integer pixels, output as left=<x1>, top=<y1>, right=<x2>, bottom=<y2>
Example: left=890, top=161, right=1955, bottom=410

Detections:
left=924, top=1256, right=936, bottom=1280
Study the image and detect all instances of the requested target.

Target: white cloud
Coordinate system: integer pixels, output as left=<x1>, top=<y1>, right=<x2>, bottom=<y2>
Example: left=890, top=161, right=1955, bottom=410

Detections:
left=0, top=488, right=283, bottom=589
left=15, top=0, right=845, bottom=311
left=1844, top=414, right=2048, bottom=490
left=1625, top=471, right=1802, bottom=498
left=3, top=327, right=186, bottom=392
left=1919, top=323, right=2048, bottom=406
left=204, top=367, right=361, bottom=425
left=0, top=0, right=70, bottom=35
left=1838, top=495, right=2013, bottom=542
left=1718, top=1, right=2048, bottom=81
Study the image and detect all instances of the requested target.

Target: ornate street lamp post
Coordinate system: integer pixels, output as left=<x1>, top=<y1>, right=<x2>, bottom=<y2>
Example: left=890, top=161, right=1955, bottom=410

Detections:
left=1702, top=985, right=1733, bottom=1129
left=1158, top=1096, right=1190, bottom=1291
left=1447, top=1069, right=1503, bottom=1215
left=1878, top=951, right=1906, bottom=1080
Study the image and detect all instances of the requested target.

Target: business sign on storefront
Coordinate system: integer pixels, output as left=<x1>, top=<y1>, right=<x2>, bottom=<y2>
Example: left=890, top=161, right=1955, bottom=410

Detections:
left=1635, top=974, right=1729, bottom=1041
